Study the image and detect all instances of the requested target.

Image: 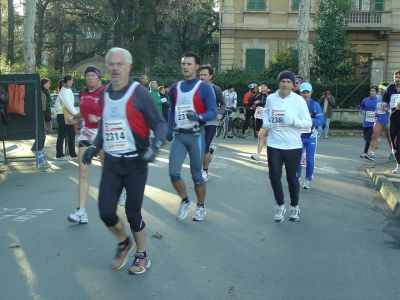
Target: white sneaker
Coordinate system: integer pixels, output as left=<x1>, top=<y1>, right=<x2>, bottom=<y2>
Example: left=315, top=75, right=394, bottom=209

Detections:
left=298, top=177, right=302, bottom=185
left=192, top=205, right=207, bottom=221
left=119, top=188, right=127, bottom=206
left=274, top=205, right=286, bottom=222
left=392, top=167, right=400, bottom=174
left=209, top=145, right=217, bottom=162
left=251, top=153, right=260, bottom=161
left=289, top=205, right=300, bottom=221
left=57, top=156, right=69, bottom=161
left=202, top=170, right=209, bottom=182
left=67, top=208, right=88, bottom=224
left=176, top=200, right=192, bottom=220
left=303, top=180, right=311, bottom=189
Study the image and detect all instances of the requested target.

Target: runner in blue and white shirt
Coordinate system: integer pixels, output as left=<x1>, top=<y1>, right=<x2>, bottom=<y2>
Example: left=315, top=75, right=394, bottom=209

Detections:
left=366, top=84, right=392, bottom=161
left=296, top=83, right=324, bottom=189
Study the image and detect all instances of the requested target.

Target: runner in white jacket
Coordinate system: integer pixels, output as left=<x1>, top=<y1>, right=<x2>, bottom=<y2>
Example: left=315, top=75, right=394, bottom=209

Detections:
left=262, top=71, right=312, bottom=222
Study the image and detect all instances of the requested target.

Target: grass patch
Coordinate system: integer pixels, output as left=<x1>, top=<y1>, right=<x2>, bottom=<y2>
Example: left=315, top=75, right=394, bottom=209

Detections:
left=329, top=131, right=363, bottom=138
left=330, top=120, right=362, bottom=130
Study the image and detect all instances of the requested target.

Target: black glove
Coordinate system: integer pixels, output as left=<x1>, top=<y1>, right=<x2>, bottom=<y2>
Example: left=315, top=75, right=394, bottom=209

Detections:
left=167, top=131, right=173, bottom=142
left=82, top=146, right=99, bottom=165
left=186, top=110, right=198, bottom=122
left=139, top=144, right=158, bottom=162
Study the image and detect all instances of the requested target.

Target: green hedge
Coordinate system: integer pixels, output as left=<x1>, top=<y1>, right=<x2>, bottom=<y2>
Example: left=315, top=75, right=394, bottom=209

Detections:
left=38, top=68, right=370, bottom=109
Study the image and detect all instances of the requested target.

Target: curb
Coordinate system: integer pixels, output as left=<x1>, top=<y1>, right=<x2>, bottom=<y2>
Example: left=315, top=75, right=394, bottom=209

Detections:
left=366, top=168, right=400, bottom=219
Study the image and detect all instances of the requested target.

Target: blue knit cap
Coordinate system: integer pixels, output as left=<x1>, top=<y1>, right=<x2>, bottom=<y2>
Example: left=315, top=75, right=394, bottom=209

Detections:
left=278, top=71, right=295, bottom=86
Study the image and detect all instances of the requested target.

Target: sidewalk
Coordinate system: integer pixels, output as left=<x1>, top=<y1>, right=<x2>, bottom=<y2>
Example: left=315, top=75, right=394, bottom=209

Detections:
left=367, top=161, right=400, bottom=219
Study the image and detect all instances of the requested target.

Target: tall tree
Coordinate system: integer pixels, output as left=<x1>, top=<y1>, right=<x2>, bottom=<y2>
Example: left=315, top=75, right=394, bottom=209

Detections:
left=35, top=0, right=51, bottom=67
left=131, top=0, right=162, bottom=71
left=153, top=0, right=219, bottom=65
left=24, top=0, right=36, bottom=73
left=311, top=0, right=355, bottom=80
left=297, top=0, right=310, bottom=82
left=7, top=0, right=14, bottom=64
left=53, top=1, right=65, bottom=71
left=109, top=0, right=124, bottom=46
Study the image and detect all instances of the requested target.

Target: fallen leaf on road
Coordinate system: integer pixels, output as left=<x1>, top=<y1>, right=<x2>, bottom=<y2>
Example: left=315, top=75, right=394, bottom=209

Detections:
left=152, top=232, right=163, bottom=239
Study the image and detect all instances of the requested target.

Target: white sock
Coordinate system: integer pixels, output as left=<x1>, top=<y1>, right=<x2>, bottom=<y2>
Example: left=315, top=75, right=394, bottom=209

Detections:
left=370, top=151, right=374, bottom=155
left=79, top=207, right=86, bottom=213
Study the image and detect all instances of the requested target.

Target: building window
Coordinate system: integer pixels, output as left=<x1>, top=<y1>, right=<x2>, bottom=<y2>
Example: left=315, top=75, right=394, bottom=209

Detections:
left=350, top=0, right=384, bottom=11
left=352, top=53, right=370, bottom=80
left=292, top=0, right=300, bottom=11
left=247, top=0, right=266, bottom=11
left=246, top=49, right=265, bottom=73
left=291, top=0, right=312, bottom=11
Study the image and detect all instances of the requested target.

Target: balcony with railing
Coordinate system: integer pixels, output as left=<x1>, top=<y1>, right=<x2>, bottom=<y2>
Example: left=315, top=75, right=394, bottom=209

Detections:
left=348, top=11, right=392, bottom=28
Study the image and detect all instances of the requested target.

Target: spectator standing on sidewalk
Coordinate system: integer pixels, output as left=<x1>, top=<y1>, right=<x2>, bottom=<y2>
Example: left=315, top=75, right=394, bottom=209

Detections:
left=222, top=83, right=237, bottom=138
left=318, top=89, right=335, bottom=139
left=262, top=71, right=312, bottom=222
left=140, top=75, right=148, bottom=88
left=149, top=81, right=162, bottom=112
left=241, top=83, right=258, bottom=138
left=360, top=87, right=379, bottom=159
left=31, top=78, right=52, bottom=153
left=160, top=84, right=170, bottom=122
left=55, top=75, right=78, bottom=160
left=81, top=47, right=167, bottom=275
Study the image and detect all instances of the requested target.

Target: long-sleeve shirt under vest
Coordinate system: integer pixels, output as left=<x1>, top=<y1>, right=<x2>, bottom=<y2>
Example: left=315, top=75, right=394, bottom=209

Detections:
left=94, top=80, right=167, bottom=155
left=206, top=83, right=226, bottom=126
left=167, top=78, right=217, bottom=132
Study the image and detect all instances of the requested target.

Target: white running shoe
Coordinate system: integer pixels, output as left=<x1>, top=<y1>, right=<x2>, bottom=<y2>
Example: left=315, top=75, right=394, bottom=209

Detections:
left=274, top=205, right=286, bottom=222
left=57, top=156, right=69, bottom=161
left=119, top=188, right=127, bottom=206
left=202, top=170, right=209, bottom=182
left=176, top=200, right=192, bottom=220
left=392, top=167, right=400, bottom=174
left=365, top=152, right=375, bottom=161
left=209, top=145, right=217, bottom=162
left=251, top=153, right=260, bottom=161
left=67, top=208, right=88, bottom=224
left=192, top=205, right=207, bottom=221
left=289, top=205, right=300, bottom=221
left=303, top=180, right=311, bottom=189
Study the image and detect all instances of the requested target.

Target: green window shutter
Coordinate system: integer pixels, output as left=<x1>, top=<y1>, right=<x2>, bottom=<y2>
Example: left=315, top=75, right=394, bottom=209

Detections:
left=374, top=0, right=384, bottom=11
left=248, top=0, right=256, bottom=11
left=257, top=0, right=266, bottom=11
left=246, top=49, right=265, bottom=73
left=292, top=0, right=300, bottom=11
left=248, top=0, right=265, bottom=11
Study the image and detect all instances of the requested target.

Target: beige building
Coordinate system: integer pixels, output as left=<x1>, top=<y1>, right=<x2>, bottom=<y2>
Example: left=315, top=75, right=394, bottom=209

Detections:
left=219, top=0, right=400, bottom=83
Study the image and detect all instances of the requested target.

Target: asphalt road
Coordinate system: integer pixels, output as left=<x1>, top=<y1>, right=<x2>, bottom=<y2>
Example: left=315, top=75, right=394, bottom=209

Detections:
left=0, top=134, right=399, bottom=300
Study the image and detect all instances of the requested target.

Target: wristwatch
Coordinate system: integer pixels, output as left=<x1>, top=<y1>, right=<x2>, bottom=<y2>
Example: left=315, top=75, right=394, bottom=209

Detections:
left=97, top=116, right=101, bottom=123
left=199, top=115, right=204, bottom=121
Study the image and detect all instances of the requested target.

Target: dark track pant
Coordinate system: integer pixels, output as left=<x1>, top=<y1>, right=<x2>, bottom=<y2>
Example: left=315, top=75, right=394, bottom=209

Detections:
left=56, top=114, right=77, bottom=158
left=98, top=155, right=148, bottom=232
left=267, top=146, right=302, bottom=206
